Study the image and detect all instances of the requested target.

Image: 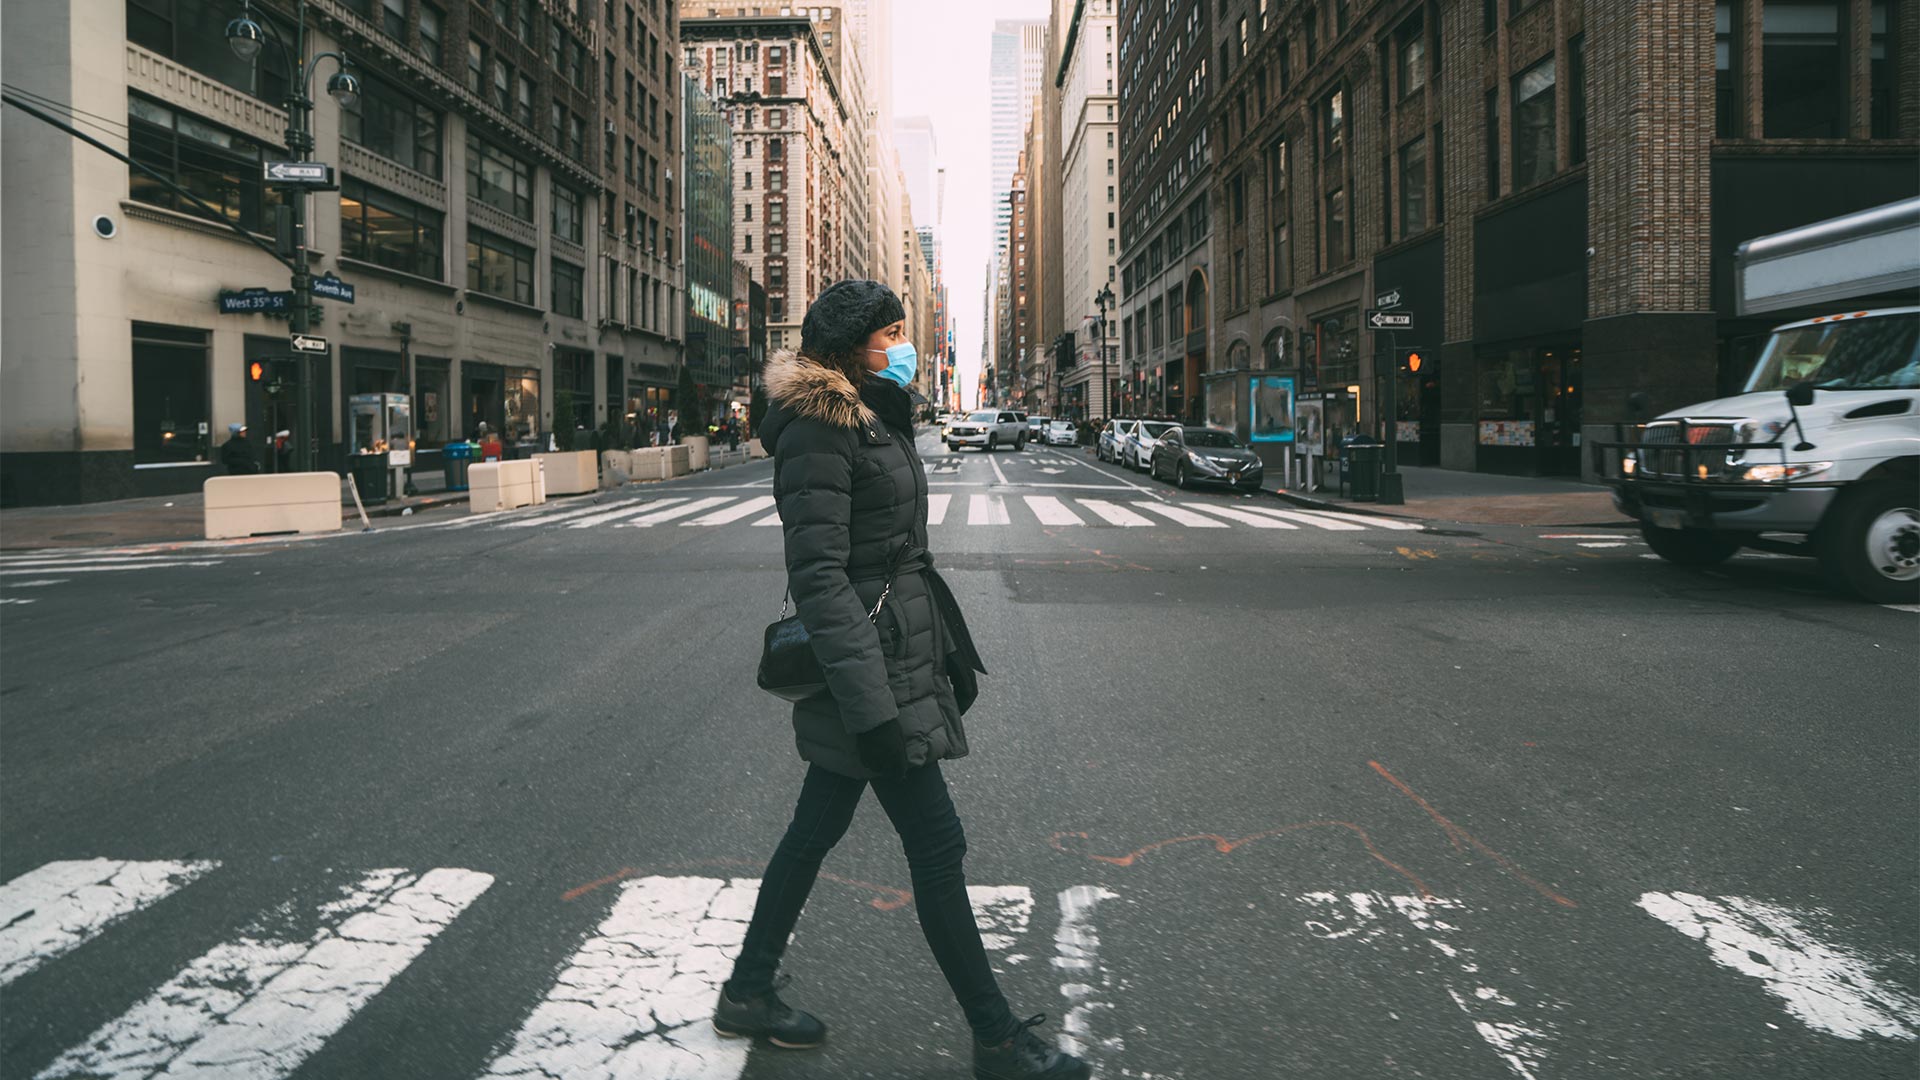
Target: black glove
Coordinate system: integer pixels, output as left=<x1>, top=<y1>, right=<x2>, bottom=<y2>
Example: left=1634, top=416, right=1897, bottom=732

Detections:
left=855, top=719, right=909, bottom=778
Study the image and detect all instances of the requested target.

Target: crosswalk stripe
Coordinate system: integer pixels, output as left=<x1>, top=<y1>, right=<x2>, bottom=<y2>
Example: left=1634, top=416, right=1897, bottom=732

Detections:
left=0, top=562, right=225, bottom=576
left=752, top=511, right=784, bottom=527
left=0, top=859, right=220, bottom=988
left=498, top=501, right=631, bottom=528
left=563, top=497, right=689, bottom=529
left=1079, top=499, right=1155, bottom=527
left=479, top=875, right=759, bottom=1080
left=0, top=553, right=262, bottom=568
left=1237, top=505, right=1367, bottom=531
left=1293, top=508, right=1426, bottom=531
left=615, top=496, right=737, bottom=527
left=684, top=495, right=777, bottom=526
left=967, top=494, right=1009, bottom=525
left=1178, top=502, right=1300, bottom=528
left=1023, top=495, right=1085, bottom=525
left=37, top=867, right=493, bottom=1080
left=926, top=492, right=953, bottom=525
left=1132, top=502, right=1229, bottom=528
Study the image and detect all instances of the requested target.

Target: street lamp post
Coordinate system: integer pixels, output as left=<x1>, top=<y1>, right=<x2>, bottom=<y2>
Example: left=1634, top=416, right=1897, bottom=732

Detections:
left=1093, top=283, right=1114, bottom=422
left=227, top=0, right=357, bottom=471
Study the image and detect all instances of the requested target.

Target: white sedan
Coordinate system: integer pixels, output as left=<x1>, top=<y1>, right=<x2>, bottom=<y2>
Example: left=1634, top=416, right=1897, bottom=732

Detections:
left=1045, top=420, right=1077, bottom=446
left=1127, top=421, right=1178, bottom=470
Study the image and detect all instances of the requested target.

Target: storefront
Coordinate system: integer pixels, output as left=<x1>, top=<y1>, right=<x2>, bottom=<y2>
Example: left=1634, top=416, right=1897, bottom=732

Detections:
left=1473, top=339, right=1584, bottom=476
left=625, top=359, right=675, bottom=444
left=462, top=361, right=506, bottom=441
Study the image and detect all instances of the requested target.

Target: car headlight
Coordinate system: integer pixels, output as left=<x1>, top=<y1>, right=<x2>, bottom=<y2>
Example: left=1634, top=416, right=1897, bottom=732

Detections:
left=1737, top=461, right=1832, bottom=483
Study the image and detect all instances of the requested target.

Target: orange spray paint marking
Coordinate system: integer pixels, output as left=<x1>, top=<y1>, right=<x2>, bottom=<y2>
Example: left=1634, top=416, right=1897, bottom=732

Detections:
left=1050, top=822, right=1435, bottom=901
left=562, top=859, right=914, bottom=910
left=1368, top=760, right=1578, bottom=909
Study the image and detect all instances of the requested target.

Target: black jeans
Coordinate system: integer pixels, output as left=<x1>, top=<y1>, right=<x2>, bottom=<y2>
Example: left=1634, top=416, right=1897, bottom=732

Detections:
left=727, top=760, right=1020, bottom=1044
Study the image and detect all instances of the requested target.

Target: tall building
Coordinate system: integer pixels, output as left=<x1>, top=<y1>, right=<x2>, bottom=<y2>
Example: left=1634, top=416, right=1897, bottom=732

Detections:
left=1209, top=0, right=1915, bottom=478
left=681, top=6, right=863, bottom=355
left=2, top=0, right=618, bottom=506
left=603, top=0, right=686, bottom=436
left=989, top=19, right=1048, bottom=259
left=1054, top=0, right=1118, bottom=421
left=894, top=115, right=941, bottom=228
left=682, top=69, right=736, bottom=429
left=1116, top=0, right=1213, bottom=427
left=1018, top=94, right=1059, bottom=414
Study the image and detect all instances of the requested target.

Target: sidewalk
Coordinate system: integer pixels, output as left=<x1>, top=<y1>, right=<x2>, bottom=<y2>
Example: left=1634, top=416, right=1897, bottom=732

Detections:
left=0, top=468, right=471, bottom=551
left=1265, top=464, right=1631, bottom=528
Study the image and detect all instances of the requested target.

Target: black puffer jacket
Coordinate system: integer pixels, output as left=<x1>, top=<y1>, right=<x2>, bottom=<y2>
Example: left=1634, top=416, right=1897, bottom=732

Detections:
left=758, top=352, right=983, bottom=779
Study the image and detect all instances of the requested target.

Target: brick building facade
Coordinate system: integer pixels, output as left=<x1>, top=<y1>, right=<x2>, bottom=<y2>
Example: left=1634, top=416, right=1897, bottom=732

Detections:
left=1206, top=0, right=1916, bottom=478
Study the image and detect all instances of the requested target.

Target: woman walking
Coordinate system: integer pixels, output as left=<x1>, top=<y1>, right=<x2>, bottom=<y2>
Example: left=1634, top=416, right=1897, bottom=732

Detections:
left=713, top=280, right=1090, bottom=1080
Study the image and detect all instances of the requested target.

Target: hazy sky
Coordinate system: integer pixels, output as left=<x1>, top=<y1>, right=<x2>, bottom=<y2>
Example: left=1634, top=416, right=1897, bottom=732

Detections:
left=891, top=0, right=1049, bottom=410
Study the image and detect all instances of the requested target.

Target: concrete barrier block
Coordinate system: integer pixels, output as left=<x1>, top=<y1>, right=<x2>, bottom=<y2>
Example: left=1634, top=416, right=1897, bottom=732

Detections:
left=683, top=435, right=711, bottom=471
left=600, top=450, right=632, bottom=488
left=667, top=445, right=691, bottom=477
left=203, top=472, right=343, bottom=539
left=749, top=439, right=770, bottom=459
left=469, top=460, right=538, bottom=513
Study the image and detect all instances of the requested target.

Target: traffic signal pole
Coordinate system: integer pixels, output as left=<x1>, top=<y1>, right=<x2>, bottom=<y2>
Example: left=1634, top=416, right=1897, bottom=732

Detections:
left=1378, top=327, right=1404, bottom=505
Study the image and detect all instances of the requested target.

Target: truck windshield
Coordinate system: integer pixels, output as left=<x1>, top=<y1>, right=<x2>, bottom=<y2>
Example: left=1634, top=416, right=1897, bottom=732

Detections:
left=1745, top=312, right=1920, bottom=392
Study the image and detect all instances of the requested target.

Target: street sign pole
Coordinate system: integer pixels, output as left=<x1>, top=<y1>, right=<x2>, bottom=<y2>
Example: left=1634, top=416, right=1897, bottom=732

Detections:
left=1378, top=326, right=1405, bottom=505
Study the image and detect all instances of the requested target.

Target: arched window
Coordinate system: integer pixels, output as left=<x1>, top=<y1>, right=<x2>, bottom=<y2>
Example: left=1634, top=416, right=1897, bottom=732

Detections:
left=1227, top=340, right=1250, bottom=371
left=1262, top=327, right=1288, bottom=369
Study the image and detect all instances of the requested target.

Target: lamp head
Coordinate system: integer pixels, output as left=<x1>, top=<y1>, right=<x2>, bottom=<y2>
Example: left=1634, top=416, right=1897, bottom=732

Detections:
left=326, top=70, right=361, bottom=108
left=226, top=14, right=265, bottom=62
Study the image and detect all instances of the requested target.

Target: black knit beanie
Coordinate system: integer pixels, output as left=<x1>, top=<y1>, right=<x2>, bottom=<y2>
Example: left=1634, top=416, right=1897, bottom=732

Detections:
left=800, top=279, right=906, bottom=358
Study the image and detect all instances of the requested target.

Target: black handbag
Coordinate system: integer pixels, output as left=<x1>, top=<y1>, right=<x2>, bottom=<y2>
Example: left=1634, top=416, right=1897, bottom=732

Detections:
left=757, top=544, right=905, bottom=703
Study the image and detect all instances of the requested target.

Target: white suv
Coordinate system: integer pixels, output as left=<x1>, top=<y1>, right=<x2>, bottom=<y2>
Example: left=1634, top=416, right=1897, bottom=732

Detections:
left=946, top=409, right=1028, bottom=452
left=1127, top=421, right=1178, bottom=470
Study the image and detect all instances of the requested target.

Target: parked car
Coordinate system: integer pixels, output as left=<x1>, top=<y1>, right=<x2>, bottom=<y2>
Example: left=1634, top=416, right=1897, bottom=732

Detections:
left=1151, top=426, right=1266, bottom=490
left=946, top=409, right=1028, bottom=452
left=1126, top=421, right=1178, bottom=470
left=1045, top=419, right=1077, bottom=446
left=1099, top=419, right=1136, bottom=463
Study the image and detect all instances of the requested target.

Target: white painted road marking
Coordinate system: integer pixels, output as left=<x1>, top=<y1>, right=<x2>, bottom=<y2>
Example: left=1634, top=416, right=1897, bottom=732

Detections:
left=37, top=867, right=493, bottom=1080
left=1053, top=886, right=1123, bottom=1066
left=1636, top=891, right=1920, bottom=1040
left=563, top=497, right=688, bottom=529
left=1238, top=506, right=1368, bottom=530
left=613, top=496, right=737, bottom=527
left=1079, top=500, right=1154, bottom=527
left=1131, top=502, right=1228, bottom=528
left=1179, top=502, right=1300, bottom=528
left=0, top=562, right=226, bottom=576
left=0, top=859, right=220, bottom=988
left=968, top=494, right=1010, bottom=526
left=498, top=501, right=634, bottom=528
left=926, top=492, right=953, bottom=525
left=480, top=875, right=758, bottom=1080
left=1297, top=508, right=1428, bottom=530
left=684, top=495, right=777, bottom=526
left=1023, top=495, right=1086, bottom=526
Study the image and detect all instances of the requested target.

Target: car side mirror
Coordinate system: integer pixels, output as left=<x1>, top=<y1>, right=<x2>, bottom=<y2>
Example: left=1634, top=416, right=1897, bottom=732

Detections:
left=1785, top=382, right=1816, bottom=407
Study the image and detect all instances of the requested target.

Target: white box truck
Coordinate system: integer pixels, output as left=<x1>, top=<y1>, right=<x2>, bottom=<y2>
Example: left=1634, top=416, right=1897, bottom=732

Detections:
left=1597, top=197, right=1919, bottom=603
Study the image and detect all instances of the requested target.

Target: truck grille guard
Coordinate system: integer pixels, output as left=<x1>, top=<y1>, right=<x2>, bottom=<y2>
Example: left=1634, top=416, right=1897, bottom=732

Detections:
left=1590, top=421, right=1788, bottom=485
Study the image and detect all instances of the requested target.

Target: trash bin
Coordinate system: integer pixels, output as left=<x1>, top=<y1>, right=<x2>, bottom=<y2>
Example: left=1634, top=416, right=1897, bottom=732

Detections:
left=350, top=451, right=391, bottom=505
left=1338, top=434, right=1384, bottom=501
left=442, top=441, right=474, bottom=492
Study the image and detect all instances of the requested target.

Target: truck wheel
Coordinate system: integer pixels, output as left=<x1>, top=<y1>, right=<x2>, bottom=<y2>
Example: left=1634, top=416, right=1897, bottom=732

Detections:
left=1818, top=482, right=1920, bottom=603
left=1641, top=524, right=1741, bottom=567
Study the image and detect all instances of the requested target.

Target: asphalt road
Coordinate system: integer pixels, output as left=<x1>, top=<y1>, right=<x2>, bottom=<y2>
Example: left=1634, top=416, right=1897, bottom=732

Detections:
left=3, top=434, right=1915, bottom=1080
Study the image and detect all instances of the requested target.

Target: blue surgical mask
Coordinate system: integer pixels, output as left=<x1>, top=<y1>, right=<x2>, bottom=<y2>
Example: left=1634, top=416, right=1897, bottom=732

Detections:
left=872, top=342, right=918, bottom=387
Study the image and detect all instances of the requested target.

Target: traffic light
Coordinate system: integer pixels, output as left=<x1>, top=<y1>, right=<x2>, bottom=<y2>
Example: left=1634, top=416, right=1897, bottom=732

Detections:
left=1397, top=348, right=1427, bottom=375
left=249, top=360, right=267, bottom=383
left=261, top=358, right=298, bottom=398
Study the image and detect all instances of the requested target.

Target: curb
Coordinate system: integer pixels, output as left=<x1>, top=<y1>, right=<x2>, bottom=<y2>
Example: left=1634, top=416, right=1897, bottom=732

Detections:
left=1264, top=486, right=1427, bottom=522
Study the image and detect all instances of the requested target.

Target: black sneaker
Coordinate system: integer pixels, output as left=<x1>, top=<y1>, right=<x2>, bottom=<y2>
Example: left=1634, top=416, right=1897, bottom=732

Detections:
left=711, top=975, right=827, bottom=1049
left=973, top=1013, right=1091, bottom=1080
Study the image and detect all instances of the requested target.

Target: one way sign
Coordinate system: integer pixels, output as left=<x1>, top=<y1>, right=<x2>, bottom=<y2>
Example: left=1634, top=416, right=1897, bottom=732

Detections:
left=290, top=334, right=329, bottom=353
left=1367, top=309, right=1414, bottom=330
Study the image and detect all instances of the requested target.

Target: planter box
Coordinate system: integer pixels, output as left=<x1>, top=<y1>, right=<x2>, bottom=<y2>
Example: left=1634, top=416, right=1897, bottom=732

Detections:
left=600, top=450, right=633, bottom=488
left=203, top=472, right=342, bottom=540
left=683, top=435, right=711, bottom=471
left=536, top=450, right=598, bottom=495
left=469, top=460, right=539, bottom=513
left=749, top=438, right=770, bottom=459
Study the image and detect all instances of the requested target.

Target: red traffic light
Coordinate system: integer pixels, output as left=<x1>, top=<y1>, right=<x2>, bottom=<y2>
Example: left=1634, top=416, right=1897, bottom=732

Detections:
left=1406, top=352, right=1424, bottom=373
left=249, top=360, right=266, bottom=381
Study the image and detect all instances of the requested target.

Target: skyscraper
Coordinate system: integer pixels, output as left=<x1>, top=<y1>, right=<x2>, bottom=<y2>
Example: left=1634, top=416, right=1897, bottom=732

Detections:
left=989, top=19, right=1047, bottom=259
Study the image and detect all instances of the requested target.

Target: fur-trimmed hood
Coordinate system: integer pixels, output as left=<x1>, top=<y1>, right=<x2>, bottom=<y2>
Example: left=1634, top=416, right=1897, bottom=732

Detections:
left=759, top=351, right=876, bottom=453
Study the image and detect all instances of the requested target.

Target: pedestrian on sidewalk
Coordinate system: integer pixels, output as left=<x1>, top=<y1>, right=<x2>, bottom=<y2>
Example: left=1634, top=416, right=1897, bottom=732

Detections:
left=720, top=279, right=1089, bottom=1080
left=220, top=423, right=260, bottom=475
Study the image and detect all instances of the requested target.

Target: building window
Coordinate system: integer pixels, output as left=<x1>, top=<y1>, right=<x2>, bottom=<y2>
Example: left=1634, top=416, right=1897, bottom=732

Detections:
left=1763, top=1, right=1846, bottom=138
left=380, top=0, right=406, bottom=38
left=468, top=228, right=535, bottom=304
left=1399, top=136, right=1427, bottom=238
left=1397, top=12, right=1426, bottom=98
left=1433, top=124, right=1445, bottom=223
left=467, top=38, right=485, bottom=94
left=768, top=200, right=784, bottom=226
left=1511, top=56, right=1556, bottom=189
left=341, top=178, right=444, bottom=279
left=419, top=3, right=444, bottom=64
left=568, top=113, right=585, bottom=161
left=1568, top=35, right=1587, bottom=165
left=1872, top=2, right=1896, bottom=137
left=1231, top=249, right=1246, bottom=307
left=131, top=323, right=211, bottom=466
left=1150, top=298, right=1165, bottom=347
left=1322, top=87, right=1345, bottom=157
left=1323, top=187, right=1347, bottom=268
left=552, top=259, right=584, bottom=317
left=553, top=183, right=583, bottom=244
left=1716, top=2, right=1741, bottom=136
left=127, top=95, right=279, bottom=232
left=1266, top=139, right=1290, bottom=292
left=342, top=72, right=442, bottom=178
left=465, top=133, right=533, bottom=220
left=605, top=50, right=617, bottom=99
left=1485, top=88, right=1501, bottom=200
left=126, top=0, right=289, bottom=102
left=1232, top=172, right=1247, bottom=223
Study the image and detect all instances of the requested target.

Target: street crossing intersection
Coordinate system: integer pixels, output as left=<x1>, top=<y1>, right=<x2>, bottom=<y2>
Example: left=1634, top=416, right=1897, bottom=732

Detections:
left=3, top=857, right=1913, bottom=1079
